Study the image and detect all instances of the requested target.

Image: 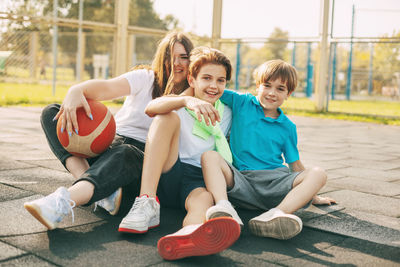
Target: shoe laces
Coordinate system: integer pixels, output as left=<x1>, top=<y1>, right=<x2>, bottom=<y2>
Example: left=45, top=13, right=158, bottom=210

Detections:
left=93, top=199, right=104, bottom=212
left=128, top=196, right=149, bottom=215
left=54, top=193, right=76, bottom=223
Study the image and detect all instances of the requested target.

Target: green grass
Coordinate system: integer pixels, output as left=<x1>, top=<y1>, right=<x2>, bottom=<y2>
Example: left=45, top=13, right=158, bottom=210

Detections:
left=281, top=97, right=400, bottom=125
left=1, top=82, right=400, bottom=125
left=0, top=82, right=119, bottom=106
left=0, top=83, right=69, bottom=105
left=282, top=97, right=400, bottom=117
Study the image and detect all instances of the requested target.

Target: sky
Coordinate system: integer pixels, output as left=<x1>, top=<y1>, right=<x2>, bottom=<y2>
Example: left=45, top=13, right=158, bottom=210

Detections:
left=153, top=0, right=400, bottom=39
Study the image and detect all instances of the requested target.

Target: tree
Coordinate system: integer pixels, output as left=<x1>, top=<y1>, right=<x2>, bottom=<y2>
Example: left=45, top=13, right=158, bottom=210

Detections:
left=267, top=27, right=289, bottom=60
left=374, top=31, right=400, bottom=85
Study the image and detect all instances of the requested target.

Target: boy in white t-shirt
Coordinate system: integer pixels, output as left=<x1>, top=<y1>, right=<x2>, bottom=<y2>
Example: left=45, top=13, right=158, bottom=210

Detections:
left=118, top=47, right=241, bottom=260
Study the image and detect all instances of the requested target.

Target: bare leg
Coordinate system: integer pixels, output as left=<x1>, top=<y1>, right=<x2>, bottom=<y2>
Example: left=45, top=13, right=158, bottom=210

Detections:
left=68, top=180, right=94, bottom=206
left=277, top=166, right=327, bottom=213
left=183, top=187, right=214, bottom=227
left=140, top=113, right=181, bottom=198
left=65, top=156, right=89, bottom=179
left=201, top=151, right=233, bottom=203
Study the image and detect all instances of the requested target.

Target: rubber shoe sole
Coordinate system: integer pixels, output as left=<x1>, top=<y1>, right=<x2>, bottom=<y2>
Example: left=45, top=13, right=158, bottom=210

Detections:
left=249, top=215, right=301, bottom=240
left=157, top=217, right=240, bottom=260
left=109, top=188, right=122, bottom=216
left=118, top=224, right=159, bottom=234
left=24, top=203, right=56, bottom=230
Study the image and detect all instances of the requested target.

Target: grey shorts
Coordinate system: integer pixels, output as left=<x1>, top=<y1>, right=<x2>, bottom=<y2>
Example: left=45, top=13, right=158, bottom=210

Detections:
left=227, top=163, right=302, bottom=210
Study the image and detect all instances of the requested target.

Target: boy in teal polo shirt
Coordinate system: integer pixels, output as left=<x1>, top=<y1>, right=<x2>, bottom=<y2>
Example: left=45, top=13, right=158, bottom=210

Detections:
left=201, top=59, right=336, bottom=240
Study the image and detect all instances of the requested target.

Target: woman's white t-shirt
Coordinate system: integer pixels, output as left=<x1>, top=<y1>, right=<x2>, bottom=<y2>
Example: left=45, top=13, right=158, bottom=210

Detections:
left=115, top=69, right=155, bottom=142
left=176, top=105, right=232, bottom=168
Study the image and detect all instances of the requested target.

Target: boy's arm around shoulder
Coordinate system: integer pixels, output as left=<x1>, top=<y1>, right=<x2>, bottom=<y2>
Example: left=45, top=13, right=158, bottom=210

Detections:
left=145, top=87, right=220, bottom=125
left=144, top=94, right=188, bottom=117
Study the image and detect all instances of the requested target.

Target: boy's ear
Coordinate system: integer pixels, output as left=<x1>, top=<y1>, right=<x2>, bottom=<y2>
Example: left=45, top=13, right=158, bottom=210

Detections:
left=286, top=91, right=293, bottom=99
left=188, top=75, right=195, bottom=88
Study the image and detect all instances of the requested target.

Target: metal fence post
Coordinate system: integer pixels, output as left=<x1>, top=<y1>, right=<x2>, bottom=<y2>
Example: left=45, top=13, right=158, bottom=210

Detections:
left=29, top=32, right=38, bottom=79
left=52, top=0, right=58, bottom=96
left=291, top=42, right=296, bottom=67
left=346, top=3, right=355, bottom=100
left=113, top=0, right=129, bottom=76
left=235, top=40, right=241, bottom=90
left=368, top=43, right=374, bottom=95
left=306, top=42, right=313, bottom=98
left=331, top=42, right=337, bottom=100
left=76, top=0, right=84, bottom=81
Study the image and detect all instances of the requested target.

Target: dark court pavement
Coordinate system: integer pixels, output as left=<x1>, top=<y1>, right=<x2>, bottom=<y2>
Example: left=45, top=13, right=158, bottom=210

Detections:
left=0, top=106, right=399, bottom=266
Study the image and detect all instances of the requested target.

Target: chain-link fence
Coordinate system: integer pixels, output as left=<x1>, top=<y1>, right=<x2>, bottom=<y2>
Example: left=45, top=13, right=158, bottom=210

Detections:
left=1, top=2, right=399, bottom=108
left=218, top=40, right=400, bottom=102
left=0, top=29, right=165, bottom=85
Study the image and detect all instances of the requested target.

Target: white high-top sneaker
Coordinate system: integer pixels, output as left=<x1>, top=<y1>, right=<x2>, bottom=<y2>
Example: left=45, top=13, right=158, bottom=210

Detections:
left=249, top=208, right=302, bottom=240
left=118, top=195, right=160, bottom=233
left=24, top=187, right=75, bottom=230
left=206, top=202, right=244, bottom=227
left=94, top=188, right=122, bottom=215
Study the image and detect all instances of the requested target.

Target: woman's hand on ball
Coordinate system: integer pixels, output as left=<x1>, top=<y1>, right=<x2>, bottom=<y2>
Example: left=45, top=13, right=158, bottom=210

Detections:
left=54, top=87, right=92, bottom=135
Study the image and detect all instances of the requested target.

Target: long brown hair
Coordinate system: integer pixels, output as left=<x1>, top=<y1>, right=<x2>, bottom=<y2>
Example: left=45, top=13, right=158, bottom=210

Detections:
left=151, top=31, right=193, bottom=98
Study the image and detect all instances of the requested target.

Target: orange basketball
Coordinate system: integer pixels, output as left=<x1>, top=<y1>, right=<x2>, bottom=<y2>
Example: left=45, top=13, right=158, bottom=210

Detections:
left=56, top=99, right=116, bottom=158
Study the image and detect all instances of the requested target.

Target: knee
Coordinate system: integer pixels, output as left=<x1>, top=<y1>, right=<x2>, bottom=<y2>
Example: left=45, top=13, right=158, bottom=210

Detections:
left=153, top=112, right=180, bottom=129
left=309, top=166, right=327, bottom=187
left=40, top=104, right=60, bottom=125
left=201, top=150, right=220, bottom=166
left=197, top=190, right=214, bottom=206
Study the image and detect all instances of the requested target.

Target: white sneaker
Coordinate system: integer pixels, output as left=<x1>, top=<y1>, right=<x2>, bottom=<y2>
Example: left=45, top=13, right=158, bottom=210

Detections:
left=118, top=195, right=160, bottom=233
left=157, top=217, right=241, bottom=260
left=206, top=203, right=244, bottom=227
left=24, top=187, right=75, bottom=230
left=249, top=208, right=303, bottom=240
left=94, top=188, right=122, bottom=216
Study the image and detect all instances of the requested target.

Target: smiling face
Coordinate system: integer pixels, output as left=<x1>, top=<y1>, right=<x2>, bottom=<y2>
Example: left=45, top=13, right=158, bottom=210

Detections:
left=257, top=78, right=291, bottom=118
left=189, top=63, right=227, bottom=105
left=168, top=42, right=190, bottom=84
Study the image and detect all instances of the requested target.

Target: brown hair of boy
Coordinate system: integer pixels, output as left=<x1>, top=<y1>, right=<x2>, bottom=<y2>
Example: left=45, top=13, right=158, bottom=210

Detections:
left=189, top=46, right=232, bottom=81
left=253, top=59, right=298, bottom=93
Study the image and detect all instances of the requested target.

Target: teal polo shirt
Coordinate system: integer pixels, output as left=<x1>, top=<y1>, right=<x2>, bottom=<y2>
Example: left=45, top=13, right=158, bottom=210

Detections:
left=220, top=90, right=299, bottom=171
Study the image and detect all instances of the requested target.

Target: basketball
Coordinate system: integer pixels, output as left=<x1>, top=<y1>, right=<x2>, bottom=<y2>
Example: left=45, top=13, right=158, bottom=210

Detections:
left=56, top=99, right=116, bottom=158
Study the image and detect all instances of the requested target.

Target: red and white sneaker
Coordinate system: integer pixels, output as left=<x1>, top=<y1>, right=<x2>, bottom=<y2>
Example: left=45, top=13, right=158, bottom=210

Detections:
left=157, top=217, right=240, bottom=260
left=118, top=195, right=160, bottom=233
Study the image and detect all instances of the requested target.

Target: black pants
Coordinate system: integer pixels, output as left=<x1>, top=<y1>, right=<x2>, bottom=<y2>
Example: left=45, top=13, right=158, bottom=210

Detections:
left=41, top=104, right=143, bottom=206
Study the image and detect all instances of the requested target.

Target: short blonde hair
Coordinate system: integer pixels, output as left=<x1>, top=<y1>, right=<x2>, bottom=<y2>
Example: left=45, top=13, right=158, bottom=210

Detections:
left=253, top=60, right=298, bottom=93
left=189, top=46, right=232, bottom=80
